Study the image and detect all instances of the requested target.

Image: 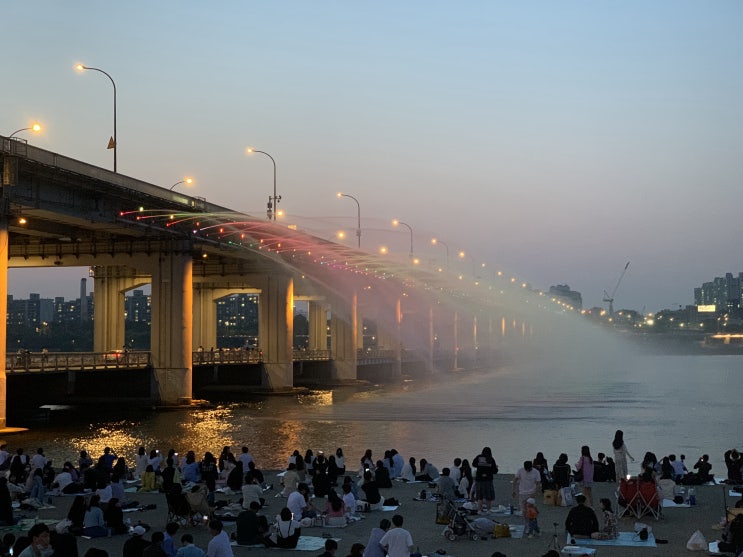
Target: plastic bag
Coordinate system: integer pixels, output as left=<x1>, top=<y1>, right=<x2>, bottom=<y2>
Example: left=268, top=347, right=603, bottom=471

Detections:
left=686, top=529, right=707, bottom=551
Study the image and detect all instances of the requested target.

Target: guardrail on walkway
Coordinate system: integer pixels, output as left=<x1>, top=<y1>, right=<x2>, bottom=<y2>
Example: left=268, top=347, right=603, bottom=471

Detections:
left=6, top=349, right=334, bottom=372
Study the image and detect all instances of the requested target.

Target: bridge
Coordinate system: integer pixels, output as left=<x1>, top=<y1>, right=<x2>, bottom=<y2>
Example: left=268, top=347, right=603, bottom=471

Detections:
left=0, top=136, right=537, bottom=426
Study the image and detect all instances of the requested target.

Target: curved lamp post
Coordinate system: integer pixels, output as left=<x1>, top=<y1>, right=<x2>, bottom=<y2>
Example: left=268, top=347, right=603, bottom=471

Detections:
left=170, top=177, right=194, bottom=191
left=431, top=237, right=450, bottom=270
left=75, top=63, right=117, bottom=172
left=337, top=192, right=361, bottom=248
left=246, top=147, right=279, bottom=220
left=392, top=219, right=414, bottom=259
left=8, top=123, right=42, bottom=139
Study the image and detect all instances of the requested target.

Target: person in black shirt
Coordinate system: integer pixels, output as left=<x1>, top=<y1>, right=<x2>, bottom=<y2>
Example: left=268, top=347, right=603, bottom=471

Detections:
left=565, top=494, right=599, bottom=538
left=472, top=447, right=498, bottom=514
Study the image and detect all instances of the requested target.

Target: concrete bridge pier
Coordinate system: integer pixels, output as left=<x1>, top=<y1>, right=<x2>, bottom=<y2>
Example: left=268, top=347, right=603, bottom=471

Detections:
left=93, top=266, right=148, bottom=352
left=150, top=253, right=193, bottom=405
left=330, top=293, right=357, bottom=381
left=192, top=285, right=218, bottom=351
left=258, top=274, right=294, bottom=389
left=308, top=300, right=328, bottom=350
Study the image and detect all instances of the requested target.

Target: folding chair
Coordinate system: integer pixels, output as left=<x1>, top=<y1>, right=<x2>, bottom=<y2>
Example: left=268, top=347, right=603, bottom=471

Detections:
left=166, top=486, right=195, bottom=525
left=637, top=479, right=662, bottom=520
left=617, top=478, right=642, bottom=518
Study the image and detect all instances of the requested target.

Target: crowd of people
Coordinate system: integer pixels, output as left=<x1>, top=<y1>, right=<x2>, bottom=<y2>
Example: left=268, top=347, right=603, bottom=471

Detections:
left=0, top=434, right=740, bottom=557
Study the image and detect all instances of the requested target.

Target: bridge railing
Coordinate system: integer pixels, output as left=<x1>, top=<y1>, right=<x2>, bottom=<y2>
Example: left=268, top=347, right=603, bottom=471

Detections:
left=6, top=351, right=152, bottom=373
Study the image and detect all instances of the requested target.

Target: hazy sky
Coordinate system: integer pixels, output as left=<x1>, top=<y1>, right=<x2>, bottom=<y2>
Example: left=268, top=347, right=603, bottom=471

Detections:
left=3, top=1, right=742, bottom=312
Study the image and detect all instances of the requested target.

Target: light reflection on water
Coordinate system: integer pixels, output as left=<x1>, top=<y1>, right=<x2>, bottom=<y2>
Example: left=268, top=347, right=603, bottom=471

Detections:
left=3, top=354, right=741, bottom=475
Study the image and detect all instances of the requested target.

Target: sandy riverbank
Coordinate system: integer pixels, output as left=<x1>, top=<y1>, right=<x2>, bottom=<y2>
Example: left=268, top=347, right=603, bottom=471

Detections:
left=16, top=473, right=741, bottom=556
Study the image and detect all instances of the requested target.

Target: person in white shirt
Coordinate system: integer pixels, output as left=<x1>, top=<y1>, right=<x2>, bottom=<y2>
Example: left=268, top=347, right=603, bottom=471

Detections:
left=379, top=514, right=414, bottom=557
left=450, top=458, right=462, bottom=485
left=237, top=446, right=254, bottom=470
left=512, top=460, right=542, bottom=530
left=30, top=448, right=47, bottom=471
left=206, top=520, right=234, bottom=557
left=342, top=483, right=356, bottom=516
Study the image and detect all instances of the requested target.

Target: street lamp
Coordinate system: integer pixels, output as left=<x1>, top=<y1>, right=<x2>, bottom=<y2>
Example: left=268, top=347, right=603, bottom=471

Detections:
left=170, top=177, right=194, bottom=191
left=431, top=237, right=449, bottom=270
left=246, top=147, right=279, bottom=221
left=75, top=63, right=117, bottom=172
left=8, top=123, right=42, bottom=139
left=392, top=219, right=414, bottom=260
left=337, top=192, right=361, bottom=248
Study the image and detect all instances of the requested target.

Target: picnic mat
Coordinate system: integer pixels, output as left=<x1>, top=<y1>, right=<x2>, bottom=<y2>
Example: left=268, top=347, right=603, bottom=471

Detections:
left=662, top=498, right=690, bottom=507
left=566, top=531, right=657, bottom=547
left=232, top=536, right=339, bottom=551
left=561, top=547, right=596, bottom=555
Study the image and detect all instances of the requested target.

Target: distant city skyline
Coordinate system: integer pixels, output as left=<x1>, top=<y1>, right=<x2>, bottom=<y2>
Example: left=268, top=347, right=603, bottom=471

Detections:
left=3, top=1, right=742, bottom=313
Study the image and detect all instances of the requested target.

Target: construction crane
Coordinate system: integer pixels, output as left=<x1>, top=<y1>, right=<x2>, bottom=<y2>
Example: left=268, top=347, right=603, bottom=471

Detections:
left=603, top=261, right=630, bottom=317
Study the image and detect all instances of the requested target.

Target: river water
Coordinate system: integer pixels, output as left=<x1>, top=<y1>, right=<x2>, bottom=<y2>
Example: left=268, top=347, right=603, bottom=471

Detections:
left=5, top=347, right=741, bottom=477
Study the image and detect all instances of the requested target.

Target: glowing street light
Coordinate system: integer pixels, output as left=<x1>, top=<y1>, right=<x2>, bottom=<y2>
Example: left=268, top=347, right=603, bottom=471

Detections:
left=246, top=147, right=279, bottom=221
left=392, top=219, right=414, bottom=260
left=431, top=237, right=450, bottom=270
left=170, top=177, right=194, bottom=191
left=337, top=192, right=361, bottom=248
left=8, top=123, right=42, bottom=139
left=75, top=63, right=118, bottom=172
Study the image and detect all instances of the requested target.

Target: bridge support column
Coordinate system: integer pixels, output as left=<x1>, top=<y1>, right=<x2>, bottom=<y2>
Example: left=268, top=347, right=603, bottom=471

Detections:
left=193, top=285, right=218, bottom=351
left=394, top=298, right=402, bottom=376
left=259, top=275, right=294, bottom=389
left=0, top=218, right=7, bottom=427
left=150, top=254, right=193, bottom=405
left=308, top=301, right=327, bottom=351
left=427, top=305, right=435, bottom=373
left=93, top=267, right=142, bottom=353
left=330, top=294, right=357, bottom=381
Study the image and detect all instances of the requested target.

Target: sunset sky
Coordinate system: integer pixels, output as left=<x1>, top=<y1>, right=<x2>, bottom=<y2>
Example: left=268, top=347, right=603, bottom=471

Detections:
left=3, top=1, right=742, bottom=312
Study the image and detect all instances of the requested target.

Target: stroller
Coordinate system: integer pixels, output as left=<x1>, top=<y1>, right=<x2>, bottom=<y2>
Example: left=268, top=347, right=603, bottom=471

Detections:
left=441, top=500, right=481, bottom=541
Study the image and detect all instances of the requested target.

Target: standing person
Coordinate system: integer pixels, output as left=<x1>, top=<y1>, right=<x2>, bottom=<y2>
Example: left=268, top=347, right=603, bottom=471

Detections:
left=512, top=460, right=542, bottom=528
left=524, top=497, right=540, bottom=538
left=379, top=514, right=414, bottom=557
left=200, top=452, right=218, bottom=506
left=135, top=447, right=148, bottom=478
left=472, top=447, right=498, bottom=514
left=335, top=448, right=346, bottom=476
left=611, top=430, right=634, bottom=482
left=206, top=520, right=233, bottom=557
left=575, top=446, right=595, bottom=507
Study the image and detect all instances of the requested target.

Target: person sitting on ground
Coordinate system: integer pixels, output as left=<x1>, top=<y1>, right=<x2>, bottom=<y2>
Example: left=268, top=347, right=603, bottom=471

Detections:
left=83, top=494, right=108, bottom=538
left=325, top=490, right=347, bottom=526
left=363, top=518, right=390, bottom=557
left=281, top=463, right=299, bottom=497
left=669, top=454, right=686, bottom=481
left=659, top=456, right=674, bottom=480
left=241, top=472, right=264, bottom=509
left=206, top=520, right=233, bottom=557
left=593, top=453, right=609, bottom=483
left=143, top=531, right=167, bottom=557
left=161, top=458, right=180, bottom=494
left=175, top=533, right=205, bottom=557
left=67, top=495, right=87, bottom=535
left=287, top=483, right=317, bottom=519
left=724, top=449, right=743, bottom=483
left=225, top=460, right=243, bottom=493
left=346, top=542, right=365, bottom=557
left=234, top=501, right=272, bottom=546
left=181, top=451, right=201, bottom=484
left=379, top=514, right=414, bottom=557
left=163, top=522, right=180, bottom=557
left=317, top=538, right=338, bottom=557
left=123, top=525, right=151, bottom=557
left=435, top=467, right=456, bottom=502
left=374, top=460, right=392, bottom=489
left=564, top=493, right=599, bottom=538
left=590, top=498, right=618, bottom=540
left=246, top=461, right=265, bottom=487
left=359, top=470, right=383, bottom=511
left=691, top=454, right=713, bottom=483
left=719, top=512, right=743, bottom=554
left=104, top=498, right=128, bottom=535
left=641, top=452, right=659, bottom=475
left=414, top=459, right=439, bottom=482
left=0, top=478, right=15, bottom=526
left=274, top=507, right=301, bottom=549
left=395, top=456, right=414, bottom=482
left=639, top=464, right=657, bottom=484
left=342, top=483, right=356, bottom=517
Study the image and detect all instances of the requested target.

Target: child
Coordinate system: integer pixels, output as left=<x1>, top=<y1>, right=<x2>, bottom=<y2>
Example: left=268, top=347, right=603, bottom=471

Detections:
left=525, top=497, right=540, bottom=538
